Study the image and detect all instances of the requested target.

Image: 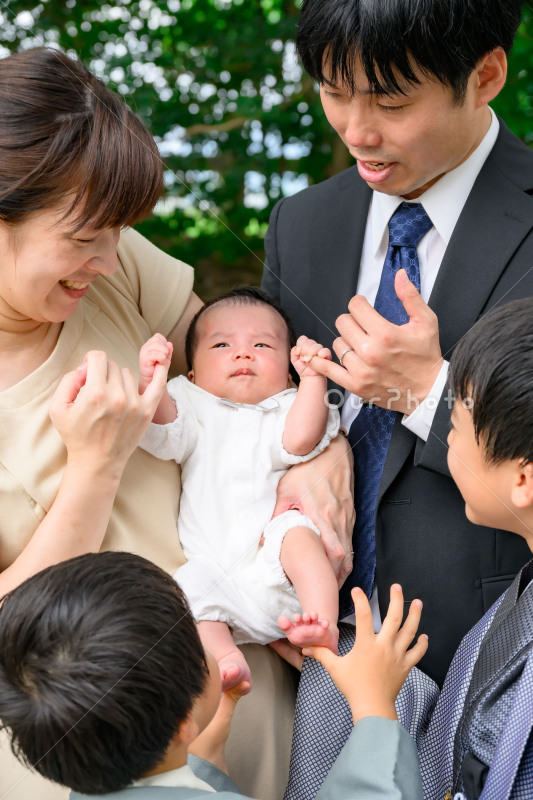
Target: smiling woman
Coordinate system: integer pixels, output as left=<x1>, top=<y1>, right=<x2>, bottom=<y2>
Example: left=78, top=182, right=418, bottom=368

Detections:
left=0, top=46, right=303, bottom=800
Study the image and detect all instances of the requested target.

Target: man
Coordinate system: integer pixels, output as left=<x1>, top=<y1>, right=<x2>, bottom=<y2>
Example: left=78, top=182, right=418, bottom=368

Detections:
left=262, top=0, right=533, bottom=795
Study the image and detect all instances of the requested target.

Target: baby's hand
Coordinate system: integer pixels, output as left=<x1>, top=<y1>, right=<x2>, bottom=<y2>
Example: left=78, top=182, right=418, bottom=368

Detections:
left=139, top=334, right=173, bottom=395
left=303, top=585, right=428, bottom=724
left=291, top=336, right=331, bottom=377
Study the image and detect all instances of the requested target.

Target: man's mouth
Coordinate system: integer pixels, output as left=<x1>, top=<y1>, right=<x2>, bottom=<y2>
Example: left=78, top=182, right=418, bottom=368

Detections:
left=59, top=280, right=90, bottom=290
left=362, top=161, right=390, bottom=171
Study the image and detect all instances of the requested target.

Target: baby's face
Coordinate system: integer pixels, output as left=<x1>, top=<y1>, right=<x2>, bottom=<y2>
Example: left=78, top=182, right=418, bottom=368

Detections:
left=188, top=303, right=291, bottom=404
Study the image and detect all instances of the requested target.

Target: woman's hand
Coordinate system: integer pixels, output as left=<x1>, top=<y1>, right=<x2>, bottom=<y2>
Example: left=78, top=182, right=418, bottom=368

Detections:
left=50, top=349, right=169, bottom=478
left=303, top=586, right=428, bottom=724
left=273, top=435, right=355, bottom=586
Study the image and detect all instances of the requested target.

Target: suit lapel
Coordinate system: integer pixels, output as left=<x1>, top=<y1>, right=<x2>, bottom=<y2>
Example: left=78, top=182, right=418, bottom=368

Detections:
left=379, top=123, right=533, bottom=498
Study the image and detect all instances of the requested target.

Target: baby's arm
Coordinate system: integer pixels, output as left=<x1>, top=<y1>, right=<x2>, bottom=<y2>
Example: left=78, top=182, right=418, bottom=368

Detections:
left=139, top=334, right=178, bottom=425
left=303, top=585, right=428, bottom=724
left=282, top=336, right=331, bottom=456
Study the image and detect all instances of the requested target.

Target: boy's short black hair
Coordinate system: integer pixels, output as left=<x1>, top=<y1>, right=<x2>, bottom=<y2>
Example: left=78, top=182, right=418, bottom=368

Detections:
left=449, top=297, right=533, bottom=466
left=296, top=0, right=524, bottom=101
left=185, top=285, right=297, bottom=372
left=0, top=552, right=208, bottom=795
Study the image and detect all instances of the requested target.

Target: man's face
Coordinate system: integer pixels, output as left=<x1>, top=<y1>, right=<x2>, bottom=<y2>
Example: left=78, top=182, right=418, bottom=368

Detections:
left=320, top=60, right=492, bottom=199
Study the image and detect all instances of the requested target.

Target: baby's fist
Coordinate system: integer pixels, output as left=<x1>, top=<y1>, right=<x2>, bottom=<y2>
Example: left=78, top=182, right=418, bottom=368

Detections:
left=291, top=336, right=331, bottom=377
left=139, top=334, right=173, bottom=394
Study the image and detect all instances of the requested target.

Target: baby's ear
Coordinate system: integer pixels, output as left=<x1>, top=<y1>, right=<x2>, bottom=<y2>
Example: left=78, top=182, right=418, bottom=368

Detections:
left=188, top=370, right=195, bottom=384
left=511, top=462, right=533, bottom=509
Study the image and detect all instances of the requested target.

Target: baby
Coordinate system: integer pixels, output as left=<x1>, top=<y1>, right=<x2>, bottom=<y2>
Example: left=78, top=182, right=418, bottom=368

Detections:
left=139, top=287, right=340, bottom=691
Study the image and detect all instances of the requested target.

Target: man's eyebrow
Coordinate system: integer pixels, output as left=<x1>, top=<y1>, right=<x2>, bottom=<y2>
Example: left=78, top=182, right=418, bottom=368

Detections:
left=321, top=75, right=408, bottom=98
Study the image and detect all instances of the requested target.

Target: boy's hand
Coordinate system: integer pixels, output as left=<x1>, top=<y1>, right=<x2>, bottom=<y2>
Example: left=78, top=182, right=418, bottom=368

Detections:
left=291, top=335, right=331, bottom=378
left=188, top=681, right=251, bottom=774
left=303, top=585, right=428, bottom=724
left=139, top=334, right=173, bottom=395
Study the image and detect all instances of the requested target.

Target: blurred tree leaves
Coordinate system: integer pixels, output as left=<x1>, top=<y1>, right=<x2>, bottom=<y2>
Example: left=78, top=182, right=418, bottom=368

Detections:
left=0, top=0, right=532, bottom=297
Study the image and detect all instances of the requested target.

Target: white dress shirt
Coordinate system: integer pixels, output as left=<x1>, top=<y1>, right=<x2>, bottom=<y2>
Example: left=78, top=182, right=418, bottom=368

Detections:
left=341, top=108, right=500, bottom=628
left=340, top=107, right=500, bottom=440
left=132, top=763, right=215, bottom=791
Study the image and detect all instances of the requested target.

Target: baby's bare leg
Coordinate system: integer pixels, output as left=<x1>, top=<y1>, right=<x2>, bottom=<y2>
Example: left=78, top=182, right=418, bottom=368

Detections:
left=198, top=620, right=253, bottom=692
left=278, top=526, right=339, bottom=653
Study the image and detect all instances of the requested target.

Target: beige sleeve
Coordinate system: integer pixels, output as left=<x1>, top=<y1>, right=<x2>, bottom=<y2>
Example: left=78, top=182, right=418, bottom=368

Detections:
left=115, top=227, right=195, bottom=337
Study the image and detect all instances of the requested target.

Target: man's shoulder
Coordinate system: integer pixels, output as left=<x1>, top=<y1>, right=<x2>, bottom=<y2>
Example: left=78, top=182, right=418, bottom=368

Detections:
left=489, top=119, right=533, bottom=190
left=277, top=165, right=368, bottom=211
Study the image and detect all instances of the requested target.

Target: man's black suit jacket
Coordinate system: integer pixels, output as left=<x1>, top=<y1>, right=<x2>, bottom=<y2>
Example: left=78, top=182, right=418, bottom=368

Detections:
left=262, top=119, right=533, bottom=686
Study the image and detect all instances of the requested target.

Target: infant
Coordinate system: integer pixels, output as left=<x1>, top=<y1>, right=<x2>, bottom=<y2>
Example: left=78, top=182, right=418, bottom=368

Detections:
left=139, top=287, right=340, bottom=690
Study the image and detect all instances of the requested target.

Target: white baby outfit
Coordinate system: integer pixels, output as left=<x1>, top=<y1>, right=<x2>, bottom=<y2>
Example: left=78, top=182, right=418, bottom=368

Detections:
left=141, top=376, right=340, bottom=644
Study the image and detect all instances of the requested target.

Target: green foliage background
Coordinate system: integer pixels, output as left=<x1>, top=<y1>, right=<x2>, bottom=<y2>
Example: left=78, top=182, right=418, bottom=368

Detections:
left=1, top=0, right=532, bottom=298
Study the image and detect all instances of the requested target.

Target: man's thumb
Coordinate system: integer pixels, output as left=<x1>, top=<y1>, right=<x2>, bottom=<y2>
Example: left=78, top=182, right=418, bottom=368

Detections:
left=395, top=268, right=427, bottom=321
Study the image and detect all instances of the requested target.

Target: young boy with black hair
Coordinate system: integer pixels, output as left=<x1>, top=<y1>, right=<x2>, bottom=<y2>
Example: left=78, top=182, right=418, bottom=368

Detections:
left=0, top=549, right=427, bottom=799
left=305, top=296, right=533, bottom=799
left=138, top=287, right=341, bottom=693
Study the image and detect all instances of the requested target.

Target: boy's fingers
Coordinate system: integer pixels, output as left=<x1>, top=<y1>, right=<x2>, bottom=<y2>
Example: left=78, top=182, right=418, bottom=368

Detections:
left=396, top=599, right=423, bottom=651
left=405, top=634, right=429, bottom=668
left=352, top=586, right=375, bottom=639
left=380, top=584, right=405, bottom=636
left=301, top=644, right=339, bottom=673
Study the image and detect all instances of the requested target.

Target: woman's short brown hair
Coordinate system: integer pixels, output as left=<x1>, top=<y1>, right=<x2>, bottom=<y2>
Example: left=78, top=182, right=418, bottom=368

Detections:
left=0, top=47, right=163, bottom=231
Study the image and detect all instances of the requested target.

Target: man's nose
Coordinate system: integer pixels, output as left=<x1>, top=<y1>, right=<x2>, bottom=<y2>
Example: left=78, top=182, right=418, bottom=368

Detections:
left=344, top=108, right=382, bottom=150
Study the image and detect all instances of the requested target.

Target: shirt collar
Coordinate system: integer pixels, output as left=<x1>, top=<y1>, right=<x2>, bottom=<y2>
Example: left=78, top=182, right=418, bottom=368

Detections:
left=370, top=107, right=500, bottom=256
left=132, top=763, right=215, bottom=792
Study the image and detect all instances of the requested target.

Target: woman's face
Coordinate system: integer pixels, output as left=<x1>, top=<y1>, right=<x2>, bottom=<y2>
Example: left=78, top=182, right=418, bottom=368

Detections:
left=0, top=205, right=120, bottom=328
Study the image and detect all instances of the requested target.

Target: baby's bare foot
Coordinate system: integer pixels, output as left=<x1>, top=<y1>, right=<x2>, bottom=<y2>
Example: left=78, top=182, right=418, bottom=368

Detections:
left=218, top=651, right=253, bottom=692
left=278, top=612, right=339, bottom=654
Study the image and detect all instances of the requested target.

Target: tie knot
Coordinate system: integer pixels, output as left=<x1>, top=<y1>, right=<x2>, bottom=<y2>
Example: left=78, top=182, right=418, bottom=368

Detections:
left=388, top=202, right=433, bottom=248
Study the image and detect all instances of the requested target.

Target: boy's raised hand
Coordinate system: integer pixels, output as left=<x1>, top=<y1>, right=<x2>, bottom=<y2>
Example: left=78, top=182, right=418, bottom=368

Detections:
left=139, top=333, right=173, bottom=395
left=291, top=335, right=332, bottom=378
left=303, top=585, right=428, bottom=724
left=189, top=681, right=251, bottom=775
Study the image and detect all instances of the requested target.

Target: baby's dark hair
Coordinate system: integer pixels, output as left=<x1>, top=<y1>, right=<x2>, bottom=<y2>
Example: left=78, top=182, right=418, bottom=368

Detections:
left=185, top=286, right=297, bottom=371
left=449, top=297, right=533, bottom=466
left=0, top=551, right=208, bottom=795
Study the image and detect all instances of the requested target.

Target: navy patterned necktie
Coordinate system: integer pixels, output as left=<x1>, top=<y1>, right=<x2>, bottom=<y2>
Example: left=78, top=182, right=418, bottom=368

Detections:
left=342, top=202, right=433, bottom=614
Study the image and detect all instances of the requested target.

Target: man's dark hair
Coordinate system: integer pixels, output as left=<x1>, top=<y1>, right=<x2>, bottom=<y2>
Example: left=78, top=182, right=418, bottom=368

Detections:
left=0, top=552, right=208, bottom=795
left=449, top=297, right=533, bottom=465
left=185, top=285, right=297, bottom=372
left=296, top=0, right=524, bottom=101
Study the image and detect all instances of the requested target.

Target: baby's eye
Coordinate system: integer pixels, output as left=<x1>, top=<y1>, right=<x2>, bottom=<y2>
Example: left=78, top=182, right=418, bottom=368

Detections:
left=213, top=342, right=229, bottom=349
left=255, top=343, right=270, bottom=348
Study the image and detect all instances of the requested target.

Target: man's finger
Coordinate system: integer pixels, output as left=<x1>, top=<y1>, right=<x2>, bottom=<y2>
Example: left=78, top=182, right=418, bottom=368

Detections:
left=394, top=268, right=430, bottom=321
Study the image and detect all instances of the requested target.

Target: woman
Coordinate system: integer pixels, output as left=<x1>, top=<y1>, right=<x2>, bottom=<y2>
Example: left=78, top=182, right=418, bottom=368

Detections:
left=0, top=47, right=353, bottom=800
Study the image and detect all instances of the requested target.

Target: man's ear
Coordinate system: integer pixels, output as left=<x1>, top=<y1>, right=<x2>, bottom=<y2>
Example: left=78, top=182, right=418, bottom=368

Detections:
left=473, top=47, right=507, bottom=107
left=174, top=712, right=200, bottom=746
left=511, top=462, right=533, bottom=509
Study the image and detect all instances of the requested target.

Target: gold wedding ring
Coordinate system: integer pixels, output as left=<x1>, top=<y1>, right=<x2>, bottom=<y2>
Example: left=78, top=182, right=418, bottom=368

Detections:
left=339, top=347, right=354, bottom=367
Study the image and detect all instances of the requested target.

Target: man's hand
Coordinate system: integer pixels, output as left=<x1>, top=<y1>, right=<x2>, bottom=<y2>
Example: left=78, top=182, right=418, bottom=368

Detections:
left=307, top=270, right=443, bottom=415
left=303, top=585, right=428, bottom=724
